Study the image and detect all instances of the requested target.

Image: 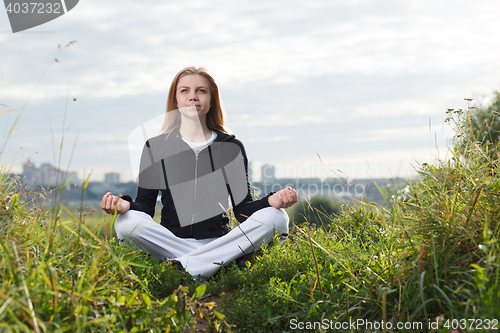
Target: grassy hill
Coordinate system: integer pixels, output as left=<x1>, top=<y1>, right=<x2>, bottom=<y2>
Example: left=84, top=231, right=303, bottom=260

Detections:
left=1, top=103, right=499, bottom=332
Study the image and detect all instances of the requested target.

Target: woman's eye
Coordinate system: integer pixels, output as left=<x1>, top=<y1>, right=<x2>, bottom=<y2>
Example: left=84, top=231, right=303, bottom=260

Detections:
left=198, top=89, right=206, bottom=93
left=181, top=89, right=188, bottom=93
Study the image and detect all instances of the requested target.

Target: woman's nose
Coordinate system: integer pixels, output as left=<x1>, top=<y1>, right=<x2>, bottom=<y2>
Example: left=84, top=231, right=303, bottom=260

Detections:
left=189, top=91, right=198, bottom=100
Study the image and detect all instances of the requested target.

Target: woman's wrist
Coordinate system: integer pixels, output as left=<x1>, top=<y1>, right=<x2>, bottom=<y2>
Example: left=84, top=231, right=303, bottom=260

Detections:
left=121, top=195, right=133, bottom=203
left=268, top=187, right=298, bottom=209
left=266, top=191, right=276, bottom=206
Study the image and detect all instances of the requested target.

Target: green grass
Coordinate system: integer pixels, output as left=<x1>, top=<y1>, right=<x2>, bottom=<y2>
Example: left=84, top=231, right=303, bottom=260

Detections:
left=1, top=100, right=500, bottom=332
left=0, top=173, right=231, bottom=332
left=53, top=205, right=162, bottom=238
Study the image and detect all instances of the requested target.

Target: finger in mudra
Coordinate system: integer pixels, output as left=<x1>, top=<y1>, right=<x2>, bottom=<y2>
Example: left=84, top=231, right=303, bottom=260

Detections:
left=269, top=187, right=298, bottom=209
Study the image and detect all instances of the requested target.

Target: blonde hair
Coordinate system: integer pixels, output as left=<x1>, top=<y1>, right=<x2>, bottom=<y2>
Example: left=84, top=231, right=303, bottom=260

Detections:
left=161, top=66, right=228, bottom=134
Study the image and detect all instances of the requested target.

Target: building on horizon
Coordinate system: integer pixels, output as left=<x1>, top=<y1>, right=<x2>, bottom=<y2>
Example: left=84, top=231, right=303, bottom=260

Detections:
left=261, top=164, right=276, bottom=183
left=248, top=161, right=253, bottom=183
left=21, top=160, right=79, bottom=188
left=104, top=172, right=120, bottom=186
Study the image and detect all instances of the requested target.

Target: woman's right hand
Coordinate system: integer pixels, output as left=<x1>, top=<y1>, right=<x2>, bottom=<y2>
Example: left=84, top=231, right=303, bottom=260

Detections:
left=268, top=187, right=298, bottom=209
left=101, top=192, right=131, bottom=215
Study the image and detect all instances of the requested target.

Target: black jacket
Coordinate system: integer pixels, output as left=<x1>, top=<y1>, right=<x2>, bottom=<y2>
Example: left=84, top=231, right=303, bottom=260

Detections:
left=123, top=128, right=274, bottom=239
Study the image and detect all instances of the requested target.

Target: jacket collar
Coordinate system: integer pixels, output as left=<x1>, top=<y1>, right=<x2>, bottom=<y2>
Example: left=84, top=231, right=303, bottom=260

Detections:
left=171, top=127, right=235, bottom=143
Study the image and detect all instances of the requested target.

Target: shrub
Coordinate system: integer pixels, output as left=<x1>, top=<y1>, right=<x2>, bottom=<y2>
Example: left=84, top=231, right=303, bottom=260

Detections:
left=287, top=195, right=342, bottom=229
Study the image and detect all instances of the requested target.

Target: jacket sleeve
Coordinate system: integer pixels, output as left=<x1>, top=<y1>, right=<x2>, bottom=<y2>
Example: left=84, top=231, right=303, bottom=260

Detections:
left=125, top=186, right=158, bottom=218
left=231, top=140, right=275, bottom=223
left=122, top=140, right=161, bottom=218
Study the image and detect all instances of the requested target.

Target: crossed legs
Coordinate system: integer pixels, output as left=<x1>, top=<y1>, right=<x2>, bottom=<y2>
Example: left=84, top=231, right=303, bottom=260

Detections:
left=114, top=207, right=289, bottom=280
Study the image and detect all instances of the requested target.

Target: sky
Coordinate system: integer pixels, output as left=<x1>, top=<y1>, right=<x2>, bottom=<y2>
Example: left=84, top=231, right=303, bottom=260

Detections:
left=1, top=0, right=500, bottom=183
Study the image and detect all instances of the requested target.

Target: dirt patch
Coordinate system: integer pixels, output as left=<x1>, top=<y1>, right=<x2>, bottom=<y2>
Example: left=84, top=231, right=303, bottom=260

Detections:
left=184, top=294, right=228, bottom=332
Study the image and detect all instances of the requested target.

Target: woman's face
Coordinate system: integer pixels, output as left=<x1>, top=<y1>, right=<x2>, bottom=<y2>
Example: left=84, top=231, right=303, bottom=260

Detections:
left=175, top=74, right=211, bottom=121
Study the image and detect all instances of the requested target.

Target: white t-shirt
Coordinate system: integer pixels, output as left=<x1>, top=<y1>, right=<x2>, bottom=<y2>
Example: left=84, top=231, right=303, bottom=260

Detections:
left=181, top=130, right=217, bottom=156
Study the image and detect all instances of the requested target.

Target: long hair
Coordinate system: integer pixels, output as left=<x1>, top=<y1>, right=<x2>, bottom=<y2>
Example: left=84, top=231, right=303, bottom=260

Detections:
left=161, top=67, right=228, bottom=134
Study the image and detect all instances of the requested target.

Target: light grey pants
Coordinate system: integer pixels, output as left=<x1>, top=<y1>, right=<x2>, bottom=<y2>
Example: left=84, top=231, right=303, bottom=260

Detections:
left=114, top=207, right=289, bottom=280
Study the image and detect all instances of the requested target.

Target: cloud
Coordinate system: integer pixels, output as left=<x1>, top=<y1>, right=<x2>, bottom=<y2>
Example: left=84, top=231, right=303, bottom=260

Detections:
left=350, top=126, right=429, bottom=143
left=270, top=146, right=452, bottom=179
left=352, top=100, right=440, bottom=118
left=244, top=135, right=292, bottom=143
left=2, top=0, right=500, bottom=100
left=235, top=111, right=327, bottom=127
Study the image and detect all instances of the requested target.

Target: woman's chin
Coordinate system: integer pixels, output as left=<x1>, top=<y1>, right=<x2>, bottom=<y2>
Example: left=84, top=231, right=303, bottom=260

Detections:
left=181, top=110, right=209, bottom=119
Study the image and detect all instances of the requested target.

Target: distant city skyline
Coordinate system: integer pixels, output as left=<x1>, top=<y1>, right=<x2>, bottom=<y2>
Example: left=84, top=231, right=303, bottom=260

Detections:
left=21, top=160, right=79, bottom=188
left=15, top=160, right=293, bottom=184
left=18, top=161, right=124, bottom=186
left=15, top=159, right=414, bottom=186
left=14, top=160, right=403, bottom=205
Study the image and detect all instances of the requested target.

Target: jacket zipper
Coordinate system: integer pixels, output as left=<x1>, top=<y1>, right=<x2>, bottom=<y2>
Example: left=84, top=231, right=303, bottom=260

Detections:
left=190, top=153, right=199, bottom=235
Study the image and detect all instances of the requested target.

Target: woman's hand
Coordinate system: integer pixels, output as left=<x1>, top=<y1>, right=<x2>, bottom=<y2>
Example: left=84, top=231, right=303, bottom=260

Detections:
left=268, top=187, right=298, bottom=209
left=101, top=192, right=131, bottom=215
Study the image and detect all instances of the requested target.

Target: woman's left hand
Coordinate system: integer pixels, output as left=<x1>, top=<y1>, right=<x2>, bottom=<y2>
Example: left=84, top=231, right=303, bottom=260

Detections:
left=268, top=186, right=298, bottom=209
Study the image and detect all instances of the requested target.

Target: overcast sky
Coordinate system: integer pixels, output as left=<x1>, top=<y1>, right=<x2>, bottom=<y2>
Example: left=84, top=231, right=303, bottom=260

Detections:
left=1, top=0, right=500, bottom=183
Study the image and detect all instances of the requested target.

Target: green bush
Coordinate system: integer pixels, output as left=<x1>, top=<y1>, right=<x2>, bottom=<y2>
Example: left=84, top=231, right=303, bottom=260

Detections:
left=287, top=195, right=342, bottom=229
left=458, top=94, right=500, bottom=160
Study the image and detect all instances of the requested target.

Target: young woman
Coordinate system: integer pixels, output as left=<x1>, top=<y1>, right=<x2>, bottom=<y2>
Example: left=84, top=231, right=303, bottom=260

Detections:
left=102, top=66, right=298, bottom=280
